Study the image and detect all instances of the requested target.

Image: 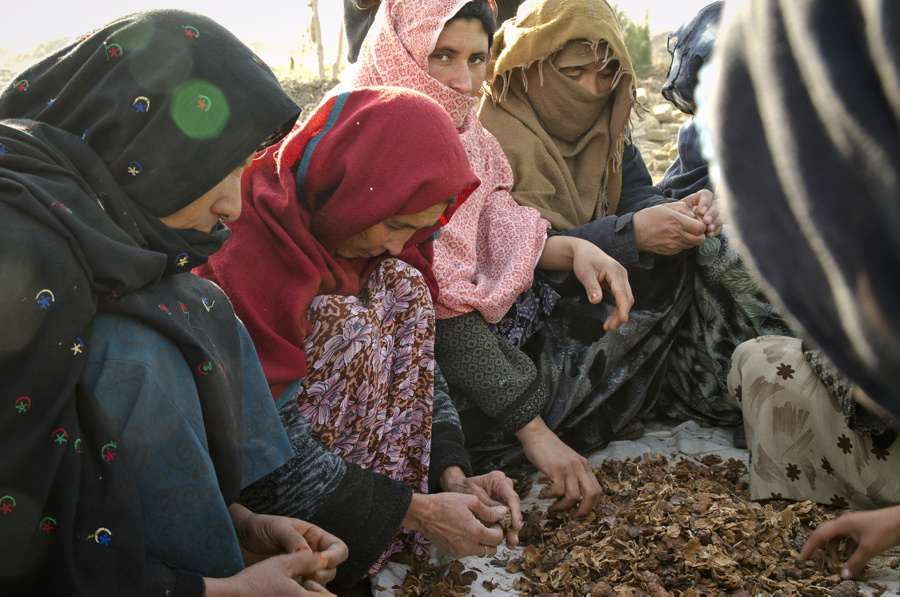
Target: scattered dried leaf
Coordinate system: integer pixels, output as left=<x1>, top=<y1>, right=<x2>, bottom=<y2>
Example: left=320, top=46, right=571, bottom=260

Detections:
left=401, top=454, right=858, bottom=596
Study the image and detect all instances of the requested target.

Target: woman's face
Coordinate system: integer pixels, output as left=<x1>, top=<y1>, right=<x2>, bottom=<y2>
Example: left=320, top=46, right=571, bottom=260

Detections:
left=559, top=59, right=619, bottom=95
left=159, top=157, right=253, bottom=232
left=334, top=202, right=450, bottom=259
left=427, top=18, right=490, bottom=97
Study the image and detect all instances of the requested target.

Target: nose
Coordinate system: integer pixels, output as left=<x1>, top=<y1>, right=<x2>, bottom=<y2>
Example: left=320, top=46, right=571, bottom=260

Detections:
left=447, top=62, right=472, bottom=95
left=383, top=230, right=413, bottom=256
left=216, top=186, right=243, bottom=223
left=583, top=74, right=600, bottom=95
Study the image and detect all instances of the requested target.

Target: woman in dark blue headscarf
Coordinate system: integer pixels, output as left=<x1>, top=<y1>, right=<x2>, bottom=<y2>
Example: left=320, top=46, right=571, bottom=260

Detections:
left=651, top=0, right=794, bottom=430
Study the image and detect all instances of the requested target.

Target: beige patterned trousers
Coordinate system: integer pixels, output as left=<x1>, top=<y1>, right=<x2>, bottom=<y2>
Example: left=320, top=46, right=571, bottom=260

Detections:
left=729, top=336, right=900, bottom=509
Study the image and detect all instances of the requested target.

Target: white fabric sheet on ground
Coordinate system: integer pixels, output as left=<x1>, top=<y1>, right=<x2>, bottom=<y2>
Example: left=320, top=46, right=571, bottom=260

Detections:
left=372, top=420, right=900, bottom=596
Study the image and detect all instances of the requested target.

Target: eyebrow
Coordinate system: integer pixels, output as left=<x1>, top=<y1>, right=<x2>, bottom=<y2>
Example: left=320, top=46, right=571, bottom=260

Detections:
left=431, top=46, right=488, bottom=57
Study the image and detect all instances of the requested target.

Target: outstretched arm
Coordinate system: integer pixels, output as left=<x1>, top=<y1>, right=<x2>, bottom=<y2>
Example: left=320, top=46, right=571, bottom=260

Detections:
left=798, top=505, right=900, bottom=579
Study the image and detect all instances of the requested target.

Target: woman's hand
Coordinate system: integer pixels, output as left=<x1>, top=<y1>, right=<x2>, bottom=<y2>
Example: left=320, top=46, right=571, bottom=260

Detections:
left=570, top=239, right=633, bottom=331
left=205, top=551, right=336, bottom=596
left=798, top=506, right=900, bottom=579
left=515, top=416, right=601, bottom=518
left=678, top=189, right=722, bottom=237
left=229, top=504, right=348, bottom=586
left=633, top=202, right=707, bottom=254
left=439, top=466, right=523, bottom=548
left=402, top=491, right=508, bottom=559
left=538, top=236, right=633, bottom=331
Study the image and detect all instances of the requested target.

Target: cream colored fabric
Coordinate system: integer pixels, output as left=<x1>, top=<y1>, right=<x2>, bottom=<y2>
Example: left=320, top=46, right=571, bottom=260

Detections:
left=730, top=336, right=900, bottom=510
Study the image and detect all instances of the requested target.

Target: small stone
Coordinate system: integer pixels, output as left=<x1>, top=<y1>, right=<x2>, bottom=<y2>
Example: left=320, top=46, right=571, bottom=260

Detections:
left=644, top=128, right=672, bottom=143
left=651, top=103, right=677, bottom=123
left=634, top=114, right=661, bottom=131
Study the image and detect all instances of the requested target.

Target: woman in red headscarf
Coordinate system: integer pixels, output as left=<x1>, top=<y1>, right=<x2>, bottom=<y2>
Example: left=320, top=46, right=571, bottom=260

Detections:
left=340, top=0, right=636, bottom=518
left=198, top=87, right=525, bottom=587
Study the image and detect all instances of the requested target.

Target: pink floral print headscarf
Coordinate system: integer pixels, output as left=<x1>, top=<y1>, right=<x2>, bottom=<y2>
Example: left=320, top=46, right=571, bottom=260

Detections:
left=342, top=0, right=549, bottom=322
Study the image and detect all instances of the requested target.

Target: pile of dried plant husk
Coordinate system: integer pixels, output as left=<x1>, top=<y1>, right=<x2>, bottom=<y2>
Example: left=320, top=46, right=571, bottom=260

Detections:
left=396, top=453, right=873, bottom=596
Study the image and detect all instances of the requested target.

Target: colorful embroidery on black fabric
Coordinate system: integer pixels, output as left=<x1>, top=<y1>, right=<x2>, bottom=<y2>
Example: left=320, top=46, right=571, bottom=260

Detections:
left=15, top=397, right=31, bottom=414
left=36, top=289, right=55, bottom=309
left=0, top=495, right=16, bottom=514
left=104, top=43, right=123, bottom=60
left=180, top=301, right=214, bottom=346
left=127, top=161, right=142, bottom=176
left=101, top=442, right=117, bottom=462
left=50, top=202, right=72, bottom=214
left=51, top=428, right=68, bottom=445
left=183, top=25, right=200, bottom=39
left=70, top=338, right=84, bottom=355
left=133, top=97, right=150, bottom=113
left=39, top=516, right=56, bottom=532
left=14, top=80, right=28, bottom=92
left=90, top=527, right=112, bottom=546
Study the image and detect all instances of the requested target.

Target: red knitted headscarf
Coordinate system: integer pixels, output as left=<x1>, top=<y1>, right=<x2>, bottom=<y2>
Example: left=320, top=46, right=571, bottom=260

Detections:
left=197, top=87, right=479, bottom=396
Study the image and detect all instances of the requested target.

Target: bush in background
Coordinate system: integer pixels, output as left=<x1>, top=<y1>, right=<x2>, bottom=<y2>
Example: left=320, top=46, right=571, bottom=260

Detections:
left=614, top=4, right=652, bottom=77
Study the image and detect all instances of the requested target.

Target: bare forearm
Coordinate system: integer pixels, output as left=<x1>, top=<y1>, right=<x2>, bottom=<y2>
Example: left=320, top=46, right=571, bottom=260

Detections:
left=401, top=493, right=431, bottom=532
left=514, top=415, right=551, bottom=444
left=536, top=236, right=579, bottom=270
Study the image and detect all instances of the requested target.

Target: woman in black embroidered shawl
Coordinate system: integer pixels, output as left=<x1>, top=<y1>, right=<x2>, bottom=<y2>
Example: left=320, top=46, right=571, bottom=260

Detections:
left=0, top=10, right=346, bottom=596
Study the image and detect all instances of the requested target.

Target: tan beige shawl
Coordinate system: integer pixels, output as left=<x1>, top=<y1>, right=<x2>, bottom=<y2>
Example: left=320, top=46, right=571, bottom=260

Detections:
left=478, top=0, right=638, bottom=231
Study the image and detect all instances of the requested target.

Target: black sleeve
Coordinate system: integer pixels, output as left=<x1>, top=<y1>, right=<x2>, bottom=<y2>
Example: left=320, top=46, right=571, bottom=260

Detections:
left=239, top=403, right=410, bottom=588
left=428, top=362, right=473, bottom=492
left=560, top=141, right=672, bottom=268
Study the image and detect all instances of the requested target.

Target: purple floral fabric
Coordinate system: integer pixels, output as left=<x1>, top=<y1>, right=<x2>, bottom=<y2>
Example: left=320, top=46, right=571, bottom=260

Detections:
left=291, top=259, right=434, bottom=572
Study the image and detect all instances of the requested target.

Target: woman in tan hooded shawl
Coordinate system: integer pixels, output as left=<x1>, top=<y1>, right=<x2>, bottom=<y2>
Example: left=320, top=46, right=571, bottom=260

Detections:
left=478, top=0, right=792, bottom=432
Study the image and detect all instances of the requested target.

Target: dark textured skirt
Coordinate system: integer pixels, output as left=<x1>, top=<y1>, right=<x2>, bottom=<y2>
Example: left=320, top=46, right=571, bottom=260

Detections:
left=658, top=228, right=795, bottom=427
left=455, top=253, right=695, bottom=475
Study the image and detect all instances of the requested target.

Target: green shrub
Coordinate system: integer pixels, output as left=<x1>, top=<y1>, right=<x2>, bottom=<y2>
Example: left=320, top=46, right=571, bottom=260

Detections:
left=613, top=5, right=652, bottom=77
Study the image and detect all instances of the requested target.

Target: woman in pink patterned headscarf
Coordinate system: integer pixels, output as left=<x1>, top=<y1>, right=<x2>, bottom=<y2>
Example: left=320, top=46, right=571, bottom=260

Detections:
left=346, top=0, right=547, bottom=323
left=343, top=0, right=634, bottom=516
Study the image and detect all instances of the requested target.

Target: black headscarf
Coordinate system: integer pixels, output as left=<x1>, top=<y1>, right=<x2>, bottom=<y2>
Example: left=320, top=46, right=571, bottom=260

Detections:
left=0, top=10, right=299, bottom=593
left=706, top=0, right=900, bottom=417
